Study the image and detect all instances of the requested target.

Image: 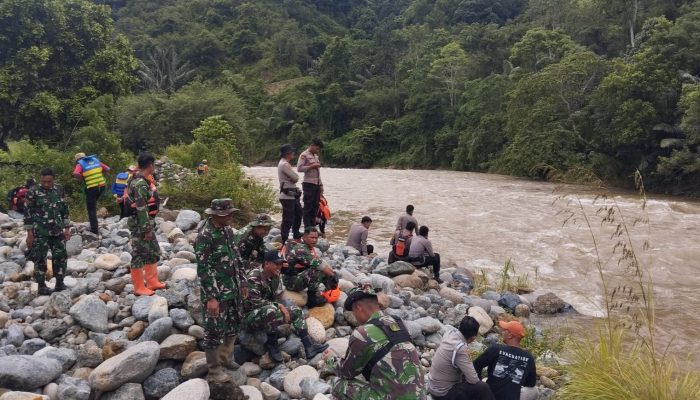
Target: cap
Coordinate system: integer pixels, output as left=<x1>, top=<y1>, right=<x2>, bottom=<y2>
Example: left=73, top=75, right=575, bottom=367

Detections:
left=127, top=165, right=138, bottom=172
left=202, top=159, right=208, bottom=163
left=204, top=198, right=239, bottom=216
left=74, top=152, right=86, bottom=161
left=263, top=250, right=284, bottom=264
left=280, top=144, right=296, bottom=157
left=498, top=320, right=526, bottom=338
left=250, top=214, right=274, bottom=227
left=344, top=285, right=381, bottom=311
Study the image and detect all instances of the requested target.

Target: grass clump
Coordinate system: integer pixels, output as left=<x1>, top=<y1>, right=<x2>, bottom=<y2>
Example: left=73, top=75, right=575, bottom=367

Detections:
left=471, top=259, right=534, bottom=295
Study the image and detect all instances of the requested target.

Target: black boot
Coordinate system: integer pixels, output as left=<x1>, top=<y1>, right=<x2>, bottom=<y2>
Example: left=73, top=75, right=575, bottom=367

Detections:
left=36, top=275, right=52, bottom=296
left=299, top=329, right=328, bottom=359
left=264, top=333, right=283, bottom=363
left=306, top=290, right=327, bottom=308
left=54, top=275, right=66, bottom=291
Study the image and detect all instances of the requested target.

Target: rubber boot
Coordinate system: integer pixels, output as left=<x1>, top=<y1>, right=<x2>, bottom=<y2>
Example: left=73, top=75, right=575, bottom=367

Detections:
left=300, top=329, right=328, bottom=359
left=264, top=334, right=283, bottom=363
left=306, top=290, right=327, bottom=308
left=36, top=274, right=52, bottom=296
left=54, top=275, right=66, bottom=291
left=145, top=263, right=166, bottom=290
left=205, top=348, right=231, bottom=382
left=218, top=336, right=240, bottom=370
left=130, top=268, right=154, bottom=296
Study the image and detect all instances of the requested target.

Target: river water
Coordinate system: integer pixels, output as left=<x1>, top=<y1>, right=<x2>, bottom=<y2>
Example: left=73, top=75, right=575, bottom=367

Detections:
left=245, top=166, right=700, bottom=370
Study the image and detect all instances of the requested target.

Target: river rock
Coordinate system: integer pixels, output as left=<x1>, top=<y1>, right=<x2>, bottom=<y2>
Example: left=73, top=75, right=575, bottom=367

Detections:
left=34, top=346, right=77, bottom=371
left=313, top=395, right=331, bottom=400
left=67, top=259, right=89, bottom=274
left=6, top=324, right=24, bottom=347
left=88, top=341, right=160, bottom=391
left=240, top=385, right=263, bottom=400
left=160, top=221, right=177, bottom=235
left=300, top=376, right=331, bottom=399
left=161, top=378, right=210, bottom=400
left=324, top=338, right=349, bottom=358
left=515, top=303, right=530, bottom=318
left=148, top=296, right=169, bottom=323
left=57, top=375, right=90, bottom=400
left=94, top=254, right=121, bottom=271
left=170, top=308, right=195, bottom=330
left=65, top=235, right=83, bottom=256
left=77, top=340, right=103, bottom=368
left=268, top=364, right=290, bottom=390
left=0, top=262, right=21, bottom=277
left=369, top=274, right=395, bottom=294
left=188, top=325, right=205, bottom=339
left=144, top=367, right=181, bottom=399
left=308, top=304, right=335, bottom=329
left=101, top=383, right=146, bottom=400
left=439, top=287, right=465, bottom=304
left=167, top=228, right=185, bottom=242
left=70, top=295, right=108, bottom=333
left=44, top=291, right=72, bottom=318
left=387, top=261, right=415, bottom=277
left=170, top=267, right=196, bottom=281
left=175, top=210, right=201, bottom=231
left=0, top=355, right=62, bottom=390
left=279, top=337, right=302, bottom=357
left=132, top=295, right=158, bottom=321
left=38, top=318, right=69, bottom=341
left=498, top=291, right=522, bottom=312
left=533, top=292, right=566, bottom=314
left=138, top=317, right=173, bottom=343
left=283, top=365, right=319, bottom=398
left=159, top=334, right=196, bottom=360
left=281, top=290, right=307, bottom=307
left=19, top=338, right=47, bottom=355
left=181, top=351, right=207, bottom=379
left=393, top=273, right=425, bottom=290
left=260, top=381, right=281, bottom=400
left=306, top=317, right=326, bottom=344
left=0, top=392, right=50, bottom=400
left=468, top=306, right=493, bottom=335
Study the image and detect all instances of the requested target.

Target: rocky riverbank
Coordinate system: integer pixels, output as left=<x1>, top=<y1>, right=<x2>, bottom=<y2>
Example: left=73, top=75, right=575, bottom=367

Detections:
left=0, top=210, right=569, bottom=400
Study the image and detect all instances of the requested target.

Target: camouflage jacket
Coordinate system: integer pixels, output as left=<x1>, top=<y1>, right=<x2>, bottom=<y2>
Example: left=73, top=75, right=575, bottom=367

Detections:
left=24, top=185, right=70, bottom=237
left=285, top=240, right=321, bottom=271
left=233, top=224, right=266, bottom=268
left=331, top=311, right=427, bottom=399
left=243, top=267, right=282, bottom=313
left=127, top=174, right=155, bottom=235
left=195, top=219, right=246, bottom=303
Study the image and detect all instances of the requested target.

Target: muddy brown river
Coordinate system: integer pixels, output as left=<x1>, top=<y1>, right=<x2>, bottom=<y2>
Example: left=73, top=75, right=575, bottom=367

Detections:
left=245, top=166, right=700, bottom=370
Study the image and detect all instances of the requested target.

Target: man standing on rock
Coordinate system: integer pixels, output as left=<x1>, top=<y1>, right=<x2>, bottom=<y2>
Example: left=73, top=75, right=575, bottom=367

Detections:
left=24, top=168, right=71, bottom=295
left=127, top=153, right=166, bottom=296
left=72, top=152, right=110, bottom=235
left=196, top=198, right=248, bottom=382
left=278, top=144, right=303, bottom=242
left=283, top=227, right=338, bottom=307
left=297, top=138, right=323, bottom=229
left=396, top=205, right=418, bottom=234
left=234, top=214, right=273, bottom=270
left=243, top=250, right=329, bottom=363
left=326, top=285, right=426, bottom=400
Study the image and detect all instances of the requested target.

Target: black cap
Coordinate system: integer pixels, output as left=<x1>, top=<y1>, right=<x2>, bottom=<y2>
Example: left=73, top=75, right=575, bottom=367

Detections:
left=280, top=144, right=295, bottom=157
left=264, top=250, right=284, bottom=264
left=311, top=138, right=324, bottom=148
left=344, top=285, right=381, bottom=311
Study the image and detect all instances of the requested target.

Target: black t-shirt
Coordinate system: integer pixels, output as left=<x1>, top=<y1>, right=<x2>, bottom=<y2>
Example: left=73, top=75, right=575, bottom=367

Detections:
left=473, top=344, right=537, bottom=400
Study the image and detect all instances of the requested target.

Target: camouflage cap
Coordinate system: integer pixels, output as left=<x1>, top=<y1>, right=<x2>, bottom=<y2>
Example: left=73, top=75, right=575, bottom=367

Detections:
left=204, top=198, right=239, bottom=216
left=344, top=284, right=382, bottom=311
left=250, top=214, right=274, bottom=227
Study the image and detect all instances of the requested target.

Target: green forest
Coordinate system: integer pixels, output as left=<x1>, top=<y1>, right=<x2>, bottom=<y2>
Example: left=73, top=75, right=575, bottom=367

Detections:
left=1, top=0, right=700, bottom=195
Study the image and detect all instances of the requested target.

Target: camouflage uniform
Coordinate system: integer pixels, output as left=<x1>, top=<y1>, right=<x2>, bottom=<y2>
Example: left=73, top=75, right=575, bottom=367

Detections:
left=242, top=267, right=306, bottom=333
left=233, top=224, right=267, bottom=270
left=196, top=218, right=246, bottom=349
left=328, top=310, right=427, bottom=400
left=283, top=240, right=325, bottom=292
left=24, top=184, right=70, bottom=283
left=127, top=174, right=160, bottom=269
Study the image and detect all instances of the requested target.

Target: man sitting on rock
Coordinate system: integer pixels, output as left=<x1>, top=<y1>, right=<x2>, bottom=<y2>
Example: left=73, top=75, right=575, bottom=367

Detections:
left=243, top=250, right=329, bottom=363
left=408, top=225, right=442, bottom=283
left=234, top=213, right=274, bottom=270
left=473, top=320, right=536, bottom=400
left=325, top=285, right=426, bottom=400
left=389, top=221, right=415, bottom=264
left=346, top=216, right=374, bottom=256
left=283, top=226, right=338, bottom=307
left=195, top=198, right=248, bottom=382
left=427, top=316, right=495, bottom=400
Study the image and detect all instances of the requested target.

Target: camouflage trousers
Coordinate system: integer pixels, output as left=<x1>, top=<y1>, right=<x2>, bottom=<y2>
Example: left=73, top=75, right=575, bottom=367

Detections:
left=282, top=267, right=324, bottom=292
left=243, top=304, right=306, bottom=333
left=202, top=299, right=242, bottom=349
left=130, top=232, right=161, bottom=269
left=332, top=379, right=386, bottom=400
left=28, top=235, right=67, bottom=282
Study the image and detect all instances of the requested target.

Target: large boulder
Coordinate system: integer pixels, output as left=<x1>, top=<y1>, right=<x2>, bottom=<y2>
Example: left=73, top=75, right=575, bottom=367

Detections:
left=160, top=378, right=210, bottom=400
left=533, top=292, right=566, bottom=314
left=498, top=291, right=522, bottom=312
left=175, top=210, right=201, bottom=232
left=70, top=295, right=109, bottom=333
left=170, top=267, right=196, bottom=282
left=439, top=287, right=465, bottom=304
left=45, top=292, right=72, bottom=318
left=415, top=317, right=443, bottom=334
left=159, top=334, right=196, bottom=360
left=88, top=341, right=160, bottom=392
left=387, top=261, right=415, bottom=277
left=34, top=347, right=77, bottom=371
left=324, top=338, right=349, bottom=358
left=468, top=306, right=493, bottom=335
left=0, top=355, right=63, bottom=390
left=148, top=296, right=169, bottom=323
left=180, top=351, right=207, bottom=379
left=392, top=273, right=425, bottom=290
left=308, top=304, right=335, bottom=329
left=137, top=317, right=173, bottom=343
left=281, top=290, right=307, bottom=307
left=283, top=365, right=319, bottom=398
left=94, top=254, right=121, bottom=271
left=143, top=368, right=181, bottom=399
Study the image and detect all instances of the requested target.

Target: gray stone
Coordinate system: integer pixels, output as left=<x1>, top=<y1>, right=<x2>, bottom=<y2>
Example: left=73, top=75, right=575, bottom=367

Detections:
left=57, top=375, right=90, bottom=400
left=38, top=318, right=69, bottom=341
left=143, top=367, right=181, bottom=399
left=70, top=295, right=108, bottom=333
left=169, top=308, right=194, bottom=330
left=148, top=296, right=169, bottom=323
left=533, top=292, right=566, bottom=314
left=67, top=259, right=89, bottom=274
left=239, top=330, right=267, bottom=356
left=415, top=316, right=443, bottom=334
left=34, top=346, right=77, bottom=371
left=160, top=378, right=209, bottom=400
left=269, top=364, right=291, bottom=391
left=283, top=365, right=319, bottom=398
left=279, top=337, right=302, bottom=357
left=65, top=235, right=83, bottom=257
left=175, top=210, right=201, bottom=232
left=19, top=338, right=46, bottom=355
left=10, top=308, right=33, bottom=321
left=6, top=324, right=24, bottom=347
left=88, top=341, right=160, bottom=392
left=100, top=383, right=146, bottom=400
left=138, top=317, right=173, bottom=344
left=77, top=340, right=103, bottom=368
left=132, top=296, right=159, bottom=321
left=300, top=376, right=331, bottom=399
left=0, top=261, right=21, bottom=276
left=45, top=291, right=72, bottom=318
left=498, top=291, right=522, bottom=312
left=481, top=291, right=500, bottom=301
left=387, top=261, right=416, bottom=277
left=0, top=355, right=62, bottom=390
left=104, top=277, right=128, bottom=293
left=260, top=382, right=281, bottom=400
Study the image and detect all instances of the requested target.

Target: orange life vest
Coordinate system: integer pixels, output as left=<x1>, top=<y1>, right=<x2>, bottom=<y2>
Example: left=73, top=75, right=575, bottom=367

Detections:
left=123, top=175, right=159, bottom=216
left=318, top=195, right=331, bottom=220
left=321, top=288, right=340, bottom=303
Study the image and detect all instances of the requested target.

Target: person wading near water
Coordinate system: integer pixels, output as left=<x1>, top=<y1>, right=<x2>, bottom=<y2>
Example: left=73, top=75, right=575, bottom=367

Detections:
left=396, top=204, right=418, bottom=235
left=427, top=316, right=495, bottom=400
left=473, top=320, right=536, bottom=400
left=73, top=152, right=110, bottom=235
left=278, top=144, right=303, bottom=242
left=195, top=198, right=248, bottom=382
left=408, top=225, right=443, bottom=283
left=24, top=168, right=70, bottom=295
left=297, top=138, right=323, bottom=229
left=346, top=216, right=374, bottom=256
left=127, top=153, right=165, bottom=296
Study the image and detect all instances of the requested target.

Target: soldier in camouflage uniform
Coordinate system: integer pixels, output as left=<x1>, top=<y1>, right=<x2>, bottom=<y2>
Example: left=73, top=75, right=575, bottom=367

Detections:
left=233, top=214, right=274, bottom=270
left=127, top=153, right=165, bottom=296
left=243, top=250, right=328, bottom=362
left=196, top=198, right=248, bottom=382
left=325, top=285, right=427, bottom=400
left=283, top=227, right=337, bottom=307
left=24, top=168, right=71, bottom=295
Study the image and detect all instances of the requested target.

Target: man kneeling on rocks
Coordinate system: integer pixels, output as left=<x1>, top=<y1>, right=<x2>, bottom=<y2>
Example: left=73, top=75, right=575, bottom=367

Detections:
left=195, top=198, right=248, bottom=382
left=283, top=226, right=338, bottom=307
left=325, top=285, right=427, bottom=400
left=427, top=316, right=495, bottom=400
left=243, top=250, right=328, bottom=363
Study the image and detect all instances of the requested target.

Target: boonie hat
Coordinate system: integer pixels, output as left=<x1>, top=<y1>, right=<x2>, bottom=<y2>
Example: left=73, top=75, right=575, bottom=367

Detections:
left=204, top=198, right=239, bottom=216
left=280, top=144, right=296, bottom=157
left=127, top=165, right=138, bottom=172
left=498, top=320, right=526, bottom=338
left=264, top=250, right=285, bottom=264
left=344, top=285, right=381, bottom=311
left=251, top=214, right=274, bottom=227
left=74, top=152, right=86, bottom=161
